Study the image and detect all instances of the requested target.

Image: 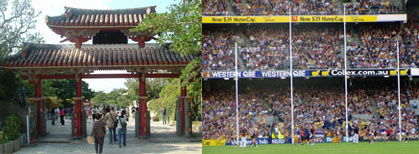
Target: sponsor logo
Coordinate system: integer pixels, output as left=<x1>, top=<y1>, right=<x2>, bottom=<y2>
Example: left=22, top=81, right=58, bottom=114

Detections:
left=325, top=137, right=334, bottom=143
left=272, top=139, right=285, bottom=144
left=292, top=16, right=298, bottom=21
left=329, top=70, right=390, bottom=76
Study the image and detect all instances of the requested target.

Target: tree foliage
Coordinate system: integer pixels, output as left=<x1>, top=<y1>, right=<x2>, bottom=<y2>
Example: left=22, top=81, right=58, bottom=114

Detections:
left=148, top=79, right=179, bottom=122
left=0, top=0, right=42, bottom=103
left=131, top=0, right=202, bottom=83
left=0, top=0, right=42, bottom=59
left=0, top=70, right=27, bottom=105
left=39, top=80, right=95, bottom=108
left=130, top=0, right=202, bottom=121
left=91, top=89, right=132, bottom=108
left=132, top=0, right=201, bottom=56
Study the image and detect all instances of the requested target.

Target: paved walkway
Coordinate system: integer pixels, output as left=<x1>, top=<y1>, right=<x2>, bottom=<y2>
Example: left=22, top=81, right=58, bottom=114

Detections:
left=17, top=115, right=202, bottom=154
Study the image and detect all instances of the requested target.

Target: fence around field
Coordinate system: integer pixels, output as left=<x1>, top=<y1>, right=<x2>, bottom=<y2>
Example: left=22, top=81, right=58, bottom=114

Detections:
left=203, top=134, right=419, bottom=146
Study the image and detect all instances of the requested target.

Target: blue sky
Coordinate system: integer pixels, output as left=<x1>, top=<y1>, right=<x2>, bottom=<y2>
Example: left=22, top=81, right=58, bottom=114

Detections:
left=31, top=0, right=179, bottom=92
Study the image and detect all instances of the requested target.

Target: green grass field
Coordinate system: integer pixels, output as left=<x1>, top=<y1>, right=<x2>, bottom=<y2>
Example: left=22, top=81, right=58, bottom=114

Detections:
left=203, top=141, right=419, bottom=154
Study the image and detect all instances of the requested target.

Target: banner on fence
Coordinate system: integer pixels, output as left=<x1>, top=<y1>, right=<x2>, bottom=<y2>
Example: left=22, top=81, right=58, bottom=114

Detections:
left=202, top=14, right=406, bottom=24
left=203, top=69, right=411, bottom=79
left=202, top=140, right=225, bottom=146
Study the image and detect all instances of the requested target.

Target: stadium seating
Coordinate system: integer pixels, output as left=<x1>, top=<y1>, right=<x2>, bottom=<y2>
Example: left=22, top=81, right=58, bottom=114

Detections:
left=203, top=16, right=418, bottom=71
left=202, top=79, right=419, bottom=141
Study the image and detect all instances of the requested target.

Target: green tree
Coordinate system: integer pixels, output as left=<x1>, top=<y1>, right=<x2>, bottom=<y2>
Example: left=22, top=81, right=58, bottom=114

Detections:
left=148, top=79, right=180, bottom=122
left=0, top=1, right=44, bottom=127
left=124, top=79, right=139, bottom=102
left=0, top=0, right=42, bottom=104
left=91, top=91, right=107, bottom=105
left=39, top=80, right=95, bottom=108
left=131, top=0, right=201, bottom=84
left=0, top=0, right=42, bottom=59
left=131, top=0, right=202, bottom=121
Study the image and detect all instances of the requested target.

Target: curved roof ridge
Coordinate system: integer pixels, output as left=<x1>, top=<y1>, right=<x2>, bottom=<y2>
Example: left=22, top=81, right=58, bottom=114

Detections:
left=63, top=6, right=156, bottom=15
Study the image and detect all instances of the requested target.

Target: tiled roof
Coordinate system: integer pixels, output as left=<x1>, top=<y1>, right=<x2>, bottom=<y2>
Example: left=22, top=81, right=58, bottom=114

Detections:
left=0, top=44, right=193, bottom=68
left=46, top=6, right=156, bottom=27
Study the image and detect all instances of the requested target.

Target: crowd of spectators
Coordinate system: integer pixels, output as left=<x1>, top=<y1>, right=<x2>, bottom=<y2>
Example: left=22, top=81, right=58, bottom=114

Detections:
left=240, top=26, right=290, bottom=70
left=204, top=25, right=345, bottom=70
left=401, top=16, right=419, bottom=68
left=202, top=79, right=419, bottom=142
left=203, top=29, right=244, bottom=70
left=204, top=15, right=418, bottom=70
left=344, top=0, right=403, bottom=15
left=348, top=16, right=418, bottom=68
left=202, top=0, right=404, bottom=16
left=347, top=23, right=400, bottom=69
left=232, top=0, right=339, bottom=16
left=203, top=0, right=229, bottom=16
left=292, top=25, right=344, bottom=69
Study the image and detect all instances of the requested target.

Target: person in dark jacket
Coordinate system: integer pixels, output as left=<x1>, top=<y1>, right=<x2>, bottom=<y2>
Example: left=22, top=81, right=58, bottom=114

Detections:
left=92, top=113, right=106, bottom=154
left=162, top=108, right=167, bottom=125
left=59, top=107, right=65, bottom=125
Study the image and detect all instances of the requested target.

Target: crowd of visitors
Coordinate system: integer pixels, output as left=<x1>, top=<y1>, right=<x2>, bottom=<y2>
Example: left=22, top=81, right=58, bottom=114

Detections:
left=202, top=79, right=419, bottom=143
left=90, top=105, right=129, bottom=153
left=203, top=0, right=403, bottom=16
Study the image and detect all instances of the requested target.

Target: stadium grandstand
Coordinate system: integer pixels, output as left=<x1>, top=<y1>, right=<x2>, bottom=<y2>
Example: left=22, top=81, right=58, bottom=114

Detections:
left=203, top=78, right=418, bottom=141
left=202, top=0, right=419, bottom=152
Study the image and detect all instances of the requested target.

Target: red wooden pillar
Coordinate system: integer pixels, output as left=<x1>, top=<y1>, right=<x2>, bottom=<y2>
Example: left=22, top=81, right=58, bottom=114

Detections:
left=139, top=76, right=148, bottom=136
left=73, top=74, right=83, bottom=137
left=180, top=85, right=187, bottom=135
left=35, top=79, right=42, bottom=136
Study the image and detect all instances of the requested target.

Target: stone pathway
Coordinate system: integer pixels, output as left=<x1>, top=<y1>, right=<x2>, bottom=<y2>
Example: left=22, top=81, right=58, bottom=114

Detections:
left=16, top=115, right=202, bottom=154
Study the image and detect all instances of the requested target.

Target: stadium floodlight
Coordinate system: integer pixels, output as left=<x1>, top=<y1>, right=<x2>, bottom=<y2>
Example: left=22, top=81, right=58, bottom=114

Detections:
left=343, top=6, right=349, bottom=143
left=289, top=7, right=295, bottom=145
left=235, top=42, right=240, bottom=146
left=397, top=38, right=402, bottom=142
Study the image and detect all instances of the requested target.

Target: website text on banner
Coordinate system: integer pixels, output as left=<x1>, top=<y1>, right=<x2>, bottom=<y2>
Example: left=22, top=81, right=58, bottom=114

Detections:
left=202, top=69, right=411, bottom=79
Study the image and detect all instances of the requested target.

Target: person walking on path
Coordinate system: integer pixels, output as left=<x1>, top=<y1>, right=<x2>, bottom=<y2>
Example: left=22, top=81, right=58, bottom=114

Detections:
left=104, top=107, right=117, bottom=144
left=60, top=107, right=65, bottom=125
left=93, top=107, right=98, bottom=122
left=112, top=107, right=118, bottom=143
left=91, top=113, right=106, bottom=154
left=162, top=108, right=167, bottom=125
left=51, top=107, right=56, bottom=125
left=117, top=110, right=127, bottom=148
left=55, top=107, right=60, bottom=123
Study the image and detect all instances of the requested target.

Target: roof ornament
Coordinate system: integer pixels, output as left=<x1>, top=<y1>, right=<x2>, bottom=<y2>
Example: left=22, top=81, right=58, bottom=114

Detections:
left=65, top=6, right=71, bottom=19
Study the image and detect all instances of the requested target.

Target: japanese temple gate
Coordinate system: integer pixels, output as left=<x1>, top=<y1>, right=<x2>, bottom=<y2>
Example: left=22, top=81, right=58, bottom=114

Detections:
left=0, top=6, right=193, bottom=140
